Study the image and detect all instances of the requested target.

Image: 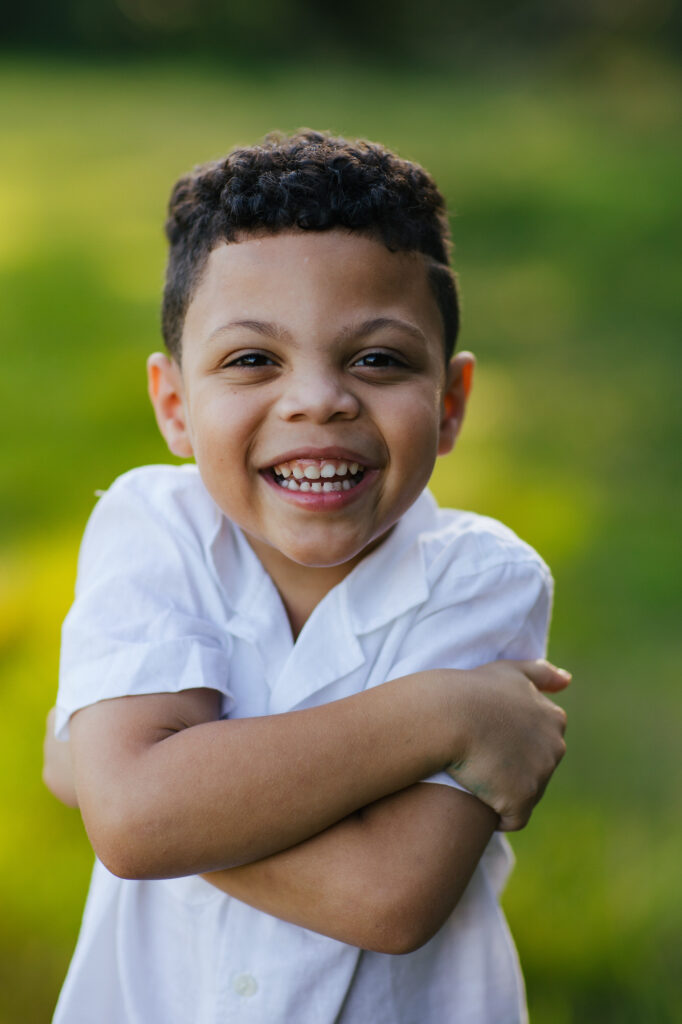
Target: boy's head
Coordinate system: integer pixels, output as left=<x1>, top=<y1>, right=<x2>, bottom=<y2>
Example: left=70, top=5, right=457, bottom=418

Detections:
left=149, top=131, right=473, bottom=596
left=161, top=130, right=459, bottom=362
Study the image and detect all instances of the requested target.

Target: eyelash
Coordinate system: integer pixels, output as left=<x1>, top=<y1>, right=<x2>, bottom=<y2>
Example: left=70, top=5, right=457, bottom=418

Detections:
left=353, top=351, right=409, bottom=369
left=224, top=352, right=276, bottom=368
left=222, top=349, right=410, bottom=371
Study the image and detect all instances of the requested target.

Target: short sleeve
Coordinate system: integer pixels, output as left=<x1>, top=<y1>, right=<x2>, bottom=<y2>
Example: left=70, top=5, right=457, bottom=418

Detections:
left=55, top=478, right=234, bottom=740
left=385, top=556, right=554, bottom=793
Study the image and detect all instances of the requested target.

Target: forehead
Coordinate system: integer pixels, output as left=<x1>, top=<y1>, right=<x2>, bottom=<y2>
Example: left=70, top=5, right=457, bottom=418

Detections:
left=181, top=229, right=444, bottom=354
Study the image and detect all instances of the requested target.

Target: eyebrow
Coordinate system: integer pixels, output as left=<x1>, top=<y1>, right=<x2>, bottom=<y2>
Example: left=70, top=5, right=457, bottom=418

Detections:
left=209, top=316, right=426, bottom=345
left=338, top=317, right=427, bottom=344
left=208, top=319, right=290, bottom=342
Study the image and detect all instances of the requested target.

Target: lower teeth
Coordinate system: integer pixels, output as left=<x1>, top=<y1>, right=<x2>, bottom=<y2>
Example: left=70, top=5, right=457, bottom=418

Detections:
left=275, top=473, right=362, bottom=492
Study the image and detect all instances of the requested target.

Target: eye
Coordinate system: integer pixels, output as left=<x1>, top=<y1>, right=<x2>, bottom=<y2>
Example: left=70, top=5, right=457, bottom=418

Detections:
left=353, top=350, right=409, bottom=369
left=224, top=351, right=277, bottom=368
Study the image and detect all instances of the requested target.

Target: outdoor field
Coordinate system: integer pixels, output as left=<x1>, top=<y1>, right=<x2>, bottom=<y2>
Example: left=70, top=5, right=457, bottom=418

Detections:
left=1, top=52, right=680, bottom=1022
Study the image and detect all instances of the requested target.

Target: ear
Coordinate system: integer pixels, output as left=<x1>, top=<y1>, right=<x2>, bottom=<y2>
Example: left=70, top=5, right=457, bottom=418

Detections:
left=147, top=353, right=194, bottom=458
left=437, top=351, right=475, bottom=456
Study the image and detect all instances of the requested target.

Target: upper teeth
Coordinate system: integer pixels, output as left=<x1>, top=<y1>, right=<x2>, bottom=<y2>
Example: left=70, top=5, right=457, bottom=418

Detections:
left=273, top=459, right=363, bottom=479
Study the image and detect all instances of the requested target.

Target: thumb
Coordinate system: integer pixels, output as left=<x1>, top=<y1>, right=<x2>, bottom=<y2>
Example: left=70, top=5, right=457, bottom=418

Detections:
left=518, top=658, right=572, bottom=692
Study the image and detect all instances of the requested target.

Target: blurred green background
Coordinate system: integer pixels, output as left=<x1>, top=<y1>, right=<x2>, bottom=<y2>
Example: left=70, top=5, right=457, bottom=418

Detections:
left=1, top=3, right=681, bottom=1020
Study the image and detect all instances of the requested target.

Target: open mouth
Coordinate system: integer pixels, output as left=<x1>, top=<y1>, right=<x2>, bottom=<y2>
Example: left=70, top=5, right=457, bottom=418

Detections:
left=269, top=458, right=366, bottom=493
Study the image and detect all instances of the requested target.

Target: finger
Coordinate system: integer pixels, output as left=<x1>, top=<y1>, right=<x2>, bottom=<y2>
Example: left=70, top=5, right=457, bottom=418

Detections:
left=518, top=658, right=572, bottom=692
left=540, top=696, right=569, bottom=739
left=498, top=809, right=531, bottom=832
left=536, top=691, right=569, bottom=719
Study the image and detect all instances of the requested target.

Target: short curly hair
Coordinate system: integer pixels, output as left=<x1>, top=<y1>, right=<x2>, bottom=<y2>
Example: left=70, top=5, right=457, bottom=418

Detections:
left=162, top=130, right=459, bottom=360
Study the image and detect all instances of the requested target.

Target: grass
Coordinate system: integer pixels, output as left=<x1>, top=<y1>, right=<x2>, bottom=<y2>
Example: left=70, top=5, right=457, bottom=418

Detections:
left=1, top=51, right=680, bottom=1022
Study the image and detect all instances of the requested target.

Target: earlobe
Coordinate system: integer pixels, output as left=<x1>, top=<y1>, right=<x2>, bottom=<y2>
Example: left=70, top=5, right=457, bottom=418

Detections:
left=146, top=353, right=194, bottom=458
left=437, top=351, right=475, bottom=456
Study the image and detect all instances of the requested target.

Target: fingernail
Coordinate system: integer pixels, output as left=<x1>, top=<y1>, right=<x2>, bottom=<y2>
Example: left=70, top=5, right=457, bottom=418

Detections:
left=557, top=668, right=572, bottom=681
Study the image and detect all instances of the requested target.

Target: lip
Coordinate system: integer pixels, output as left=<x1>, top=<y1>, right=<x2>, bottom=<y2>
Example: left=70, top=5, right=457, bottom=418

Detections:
left=260, top=446, right=379, bottom=471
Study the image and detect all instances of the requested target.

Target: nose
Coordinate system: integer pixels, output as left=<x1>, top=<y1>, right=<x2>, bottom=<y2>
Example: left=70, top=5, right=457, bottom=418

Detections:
left=275, top=365, right=360, bottom=424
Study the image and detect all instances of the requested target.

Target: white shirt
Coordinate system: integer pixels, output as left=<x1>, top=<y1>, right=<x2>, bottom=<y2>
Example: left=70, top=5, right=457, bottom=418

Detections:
left=55, top=464, right=553, bottom=1024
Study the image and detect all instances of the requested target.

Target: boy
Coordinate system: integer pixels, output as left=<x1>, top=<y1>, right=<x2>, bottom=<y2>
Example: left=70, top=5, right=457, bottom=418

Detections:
left=44, top=131, right=569, bottom=1023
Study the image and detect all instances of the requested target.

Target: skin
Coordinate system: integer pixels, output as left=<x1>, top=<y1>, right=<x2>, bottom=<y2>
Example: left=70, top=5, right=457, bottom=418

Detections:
left=54, top=230, right=569, bottom=953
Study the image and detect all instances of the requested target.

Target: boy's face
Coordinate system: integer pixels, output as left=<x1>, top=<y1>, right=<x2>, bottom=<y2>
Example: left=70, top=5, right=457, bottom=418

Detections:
left=149, top=229, right=472, bottom=585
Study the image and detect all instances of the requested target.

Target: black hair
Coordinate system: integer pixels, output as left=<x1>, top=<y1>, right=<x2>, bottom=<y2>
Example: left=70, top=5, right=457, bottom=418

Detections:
left=162, top=130, right=459, bottom=359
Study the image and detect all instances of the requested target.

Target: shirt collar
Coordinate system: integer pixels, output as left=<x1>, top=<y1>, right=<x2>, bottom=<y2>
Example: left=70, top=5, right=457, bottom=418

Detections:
left=207, top=513, right=290, bottom=647
left=206, top=488, right=437, bottom=641
left=342, top=489, right=436, bottom=635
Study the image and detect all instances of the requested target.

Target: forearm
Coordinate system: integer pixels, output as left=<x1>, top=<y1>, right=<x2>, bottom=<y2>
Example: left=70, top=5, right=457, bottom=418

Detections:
left=71, top=671, right=459, bottom=879
left=46, top=696, right=494, bottom=952
left=70, top=658, right=567, bottom=880
left=202, top=783, right=497, bottom=954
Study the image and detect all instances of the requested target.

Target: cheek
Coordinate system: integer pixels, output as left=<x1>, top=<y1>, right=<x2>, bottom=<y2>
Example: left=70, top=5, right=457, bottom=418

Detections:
left=186, top=416, right=237, bottom=486
left=188, top=396, right=265, bottom=498
left=190, top=391, right=244, bottom=448
left=386, top=391, right=442, bottom=462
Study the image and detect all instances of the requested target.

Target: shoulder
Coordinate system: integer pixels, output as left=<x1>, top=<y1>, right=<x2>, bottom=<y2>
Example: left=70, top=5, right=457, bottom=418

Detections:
left=76, top=464, right=222, bottom=586
left=86, top=464, right=219, bottom=546
left=424, top=502, right=550, bottom=578
left=409, top=492, right=553, bottom=607
left=101, top=463, right=215, bottom=526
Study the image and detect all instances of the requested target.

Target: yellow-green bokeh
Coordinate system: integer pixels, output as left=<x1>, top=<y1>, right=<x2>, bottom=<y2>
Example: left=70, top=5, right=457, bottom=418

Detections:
left=1, top=53, right=680, bottom=1023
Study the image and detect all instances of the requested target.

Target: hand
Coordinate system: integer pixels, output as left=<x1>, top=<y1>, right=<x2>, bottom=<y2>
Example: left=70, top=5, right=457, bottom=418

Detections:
left=446, top=659, right=570, bottom=831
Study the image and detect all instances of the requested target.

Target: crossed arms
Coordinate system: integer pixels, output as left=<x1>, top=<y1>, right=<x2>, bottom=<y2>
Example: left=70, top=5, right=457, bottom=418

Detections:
left=44, top=659, right=568, bottom=954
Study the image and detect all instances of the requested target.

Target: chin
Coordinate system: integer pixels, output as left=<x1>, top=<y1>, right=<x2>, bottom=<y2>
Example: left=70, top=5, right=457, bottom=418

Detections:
left=290, top=550, right=358, bottom=570
left=285, top=540, right=367, bottom=571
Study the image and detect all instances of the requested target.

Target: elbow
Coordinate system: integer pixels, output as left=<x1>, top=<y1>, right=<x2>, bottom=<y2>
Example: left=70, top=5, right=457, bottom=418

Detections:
left=81, top=819, right=141, bottom=880
left=96, top=842, right=157, bottom=882
left=42, top=761, right=79, bottom=809
left=373, top=911, right=440, bottom=957
left=80, top=795, right=169, bottom=881
left=357, top=882, right=450, bottom=956
left=93, top=834, right=166, bottom=882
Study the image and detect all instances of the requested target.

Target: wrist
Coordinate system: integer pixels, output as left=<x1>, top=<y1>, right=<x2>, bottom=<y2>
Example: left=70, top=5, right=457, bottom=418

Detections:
left=419, top=668, right=472, bottom=773
left=439, top=667, right=481, bottom=772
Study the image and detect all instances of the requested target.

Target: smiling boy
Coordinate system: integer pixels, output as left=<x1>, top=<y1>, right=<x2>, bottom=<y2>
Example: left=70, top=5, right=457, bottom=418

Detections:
left=152, top=228, right=466, bottom=623
left=46, top=131, right=568, bottom=1023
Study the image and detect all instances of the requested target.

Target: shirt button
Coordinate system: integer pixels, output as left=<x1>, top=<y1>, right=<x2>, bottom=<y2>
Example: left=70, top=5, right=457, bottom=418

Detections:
left=232, top=972, right=258, bottom=997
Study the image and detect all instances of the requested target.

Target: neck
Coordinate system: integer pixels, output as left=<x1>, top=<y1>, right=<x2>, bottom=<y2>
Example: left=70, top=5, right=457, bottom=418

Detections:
left=244, top=531, right=393, bottom=640
left=247, top=543, right=353, bottom=638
